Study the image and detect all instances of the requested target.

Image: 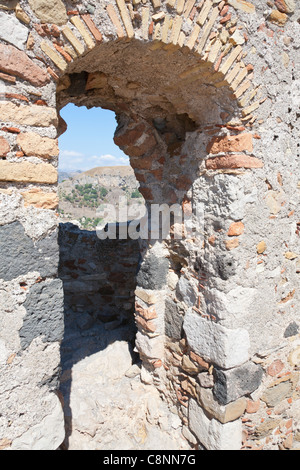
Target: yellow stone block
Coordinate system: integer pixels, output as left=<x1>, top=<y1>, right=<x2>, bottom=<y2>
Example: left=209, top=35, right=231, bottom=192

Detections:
left=70, top=16, right=95, bottom=50
left=0, top=161, right=57, bottom=184
left=40, top=41, right=68, bottom=72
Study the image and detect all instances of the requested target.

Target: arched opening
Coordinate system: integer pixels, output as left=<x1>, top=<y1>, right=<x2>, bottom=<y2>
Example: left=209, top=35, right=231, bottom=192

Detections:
left=54, top=36, right=244, bottom=449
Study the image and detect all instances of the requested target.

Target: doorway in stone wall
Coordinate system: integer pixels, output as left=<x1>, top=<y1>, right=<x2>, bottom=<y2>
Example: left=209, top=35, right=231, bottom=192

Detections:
left=53, top=31, right=242, bottom=450
left=57, top=104, right=190, bottom=450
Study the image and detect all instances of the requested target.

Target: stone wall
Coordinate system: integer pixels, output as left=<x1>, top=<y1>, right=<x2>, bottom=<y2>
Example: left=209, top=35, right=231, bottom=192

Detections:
left=58, top=222, right=140, bottom=327
left=0, top=0, right=299, bottom=451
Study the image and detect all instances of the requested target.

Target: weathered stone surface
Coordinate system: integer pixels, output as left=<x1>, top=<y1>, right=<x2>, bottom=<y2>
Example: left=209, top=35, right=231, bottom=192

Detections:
left=0, top=222, right=59, bottom=282
left=0, top=11, right=29, bottom=50
left=0, top=136, right=10, bottom=156
left=10, top=393, right=65, bottom=450
left=198, top=372, right=214, bottom=389
left=0, top=161, right=58, bottom=184
left=225, top=238, right=239, bottom=251
left=15, top=4, right=31, bottom=24
left=0, top=44, right=50, bottom=87
left=0, top=102, right=57, bottom=127
left=253, top=418, right=281, bottom=439
left=17, top=133, right=59, bottom=159
left=197, top=386, right=247, bottom=424
left=261, top=381, right=293, bottom=407
left=20, top=279, right=64, bottom=350
left=28, top=0, right=68, bottom=25
left=21, top=189, right=59, bottom=210
left=183, top=310, right=250, bottom=369
left=213, top=362, right=264, bottom=405
left=268, top=9, right=288, bottom=25
left=207, top=134, right=253, bottom=154
left=227, top=0, right=256, bottom=13
left=165, top=297, right=184, bottom=340
left=135, top=330, right=164, bottom=359
left=0, top=0, right=18, bottom=10
left=136, top=254, right=169, bottom=290
left=176, top=276, right=198, bottom=307
left=215, top=254, right=237, bottom=280
left=206, top=154, right=263, bottom=170
left=189, top=399, right=243, bottom=450
left=228, top=222, right=245, bottom=237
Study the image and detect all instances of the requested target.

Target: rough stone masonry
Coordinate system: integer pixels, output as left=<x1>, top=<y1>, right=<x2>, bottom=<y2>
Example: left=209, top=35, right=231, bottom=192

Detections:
left=0, top=0, right=299, bottom=451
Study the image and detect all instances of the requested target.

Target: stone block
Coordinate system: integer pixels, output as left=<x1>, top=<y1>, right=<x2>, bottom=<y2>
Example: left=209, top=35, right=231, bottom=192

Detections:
left=135, top=330, right=164, bottom=359
left=0, top=102, right=57, bottom=127
left=136, top=253, right=169, bottom=290
left=197, top=386, right=247, bottom=424
left=207, top=134, right=253, bottom=154
left=0, top=11, right=29, bottom=50
left=0, top=136, right=10, bottom=157
left=165, top=297, right=184, bottom=340
left=261, top=381, right=293, bottom=408
left=0, top=161, right=58, bottom=184
left=20, top=279, right=64, bottom=350
left=206, top=155, right=264, bottom=170
left=21, top=189, right=59, bottom=210
left=183, top=310, right=250, bottom=369
left=17, top=133, right=59, bottom=159
left=213, top=362, right=264, bottom=405
left=0, top=222, right=59, bottom=282
left=0, top=44, right=50, bottom=87
left=189, top=399, right=243, bottom=450
left=10, top=393, right=65, bottom=450
left=28, top=0, right=68, bottom=25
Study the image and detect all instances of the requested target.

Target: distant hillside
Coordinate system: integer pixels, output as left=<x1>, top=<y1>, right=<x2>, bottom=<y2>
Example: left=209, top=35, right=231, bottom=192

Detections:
left=58, top=170, right=82, bottom=183
left=58, top=166, right=145, bottom=230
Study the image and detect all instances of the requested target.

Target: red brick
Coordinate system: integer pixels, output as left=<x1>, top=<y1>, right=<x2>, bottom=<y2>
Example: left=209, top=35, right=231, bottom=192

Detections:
left=207, top=133, right=253, bottom=154
left=135, top=303, right=158, bottom=320
left=246, top=400, right=260, bottom=414
left=135, top=315, right=156, bottom=333
left=114, top=123, right=145, bottom=148
left=131, top=154, right=156, bottom=171
left=0, top=137, right=10, bottom=157
left=5, top=93, right=29, bottom=102
left=190, top=351, right=209, bottom=370
left=152, top=168, right=163, bottom=181
left=135, top=172, right=146, bottom=183
left=176, top=175, right=193, bottom=191
left=274, top=0, right=290, bottom=13
left=1, top=127, right=21, bottom=134
left=0, top=44, right=50, bottom=87
left=53, top=43, right=73, bottom=63
left=206, top=154, right=263, bottom=170
left=129, top=134, right=157, bottom=158
left=228, top=222, right=245, bottom=237
left=0, top=72, right=16, bottom=84
left=139, top=187, right=153, bottom=201
left=220, top=13, right=231, bottom=23
left=220, top=5, right=229, bottom=16
left=81, top=14, right=103, bottom=42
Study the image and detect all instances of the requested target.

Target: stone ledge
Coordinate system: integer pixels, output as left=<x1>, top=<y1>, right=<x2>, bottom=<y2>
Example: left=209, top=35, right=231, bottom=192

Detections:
left=0, top=161, right=57, bottom=184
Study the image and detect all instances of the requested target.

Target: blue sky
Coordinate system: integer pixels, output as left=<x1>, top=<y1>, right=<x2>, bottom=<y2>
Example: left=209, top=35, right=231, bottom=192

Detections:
left=58, top=103, right=129, bottom=172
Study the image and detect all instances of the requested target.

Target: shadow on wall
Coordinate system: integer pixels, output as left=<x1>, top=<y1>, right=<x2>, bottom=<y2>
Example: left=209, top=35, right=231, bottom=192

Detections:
left=57, top=223, right=140, bottom=448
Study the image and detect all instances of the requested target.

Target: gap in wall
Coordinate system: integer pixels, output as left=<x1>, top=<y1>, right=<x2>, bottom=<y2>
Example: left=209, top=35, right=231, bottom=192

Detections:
left=57, top=104, right=143, bottom=450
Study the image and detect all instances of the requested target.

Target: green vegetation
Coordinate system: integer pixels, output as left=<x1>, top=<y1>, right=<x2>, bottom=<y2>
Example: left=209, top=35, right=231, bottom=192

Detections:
left=60, top=183, right=110, bottom=209
left=79, top=217, right=104, bottom=230
left=131, top=189, right=143, bottom=199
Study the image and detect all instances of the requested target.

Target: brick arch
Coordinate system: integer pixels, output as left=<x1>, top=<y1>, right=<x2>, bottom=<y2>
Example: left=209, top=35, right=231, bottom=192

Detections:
left=31, top=0, right=262, bottom=121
